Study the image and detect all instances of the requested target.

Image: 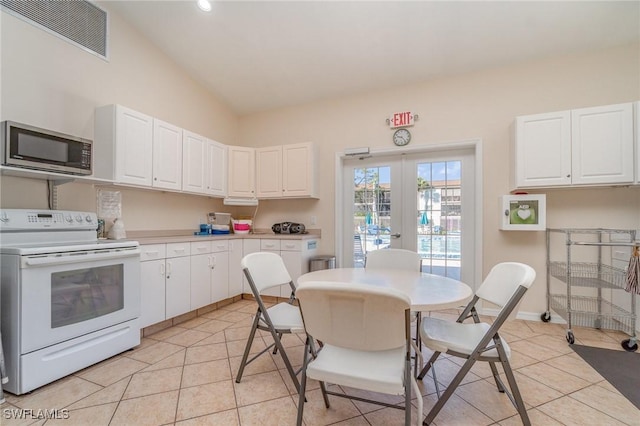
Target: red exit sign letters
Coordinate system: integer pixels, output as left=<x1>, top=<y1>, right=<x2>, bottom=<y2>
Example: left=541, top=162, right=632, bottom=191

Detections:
left=389, top=111, right=415, bottom=128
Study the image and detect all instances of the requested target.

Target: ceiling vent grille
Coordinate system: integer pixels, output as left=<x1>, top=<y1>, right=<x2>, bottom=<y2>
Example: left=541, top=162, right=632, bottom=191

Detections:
left=1, top=0, right=108, bottom=59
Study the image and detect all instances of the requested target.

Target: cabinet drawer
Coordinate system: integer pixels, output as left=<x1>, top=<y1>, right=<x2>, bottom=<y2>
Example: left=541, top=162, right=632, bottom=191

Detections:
left=280, top=240, right=302, bottom=251
left=211, top=240, right=229, bottom=253
left=140, top=244, right=166, bottom=261
left=261, top=239, right=281, bottom=251
left=191, top=241, right=212, bottom=255
left=166, top=242, right=191, bottom=258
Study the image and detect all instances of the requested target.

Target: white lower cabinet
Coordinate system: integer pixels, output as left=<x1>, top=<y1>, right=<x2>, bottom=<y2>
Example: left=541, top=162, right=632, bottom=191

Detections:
left=140, top=244, right=167, bottom=328
left=165, top=243, right=191, bottom=319
left=190, top=240, right=230, bottom=309
left=190, top=241, right=212, bottom=310
left=228, top=240, right=244, bottom=297
left=140, top=237, right=319, bottom=327
left=211, top=240, right=230, bottom=303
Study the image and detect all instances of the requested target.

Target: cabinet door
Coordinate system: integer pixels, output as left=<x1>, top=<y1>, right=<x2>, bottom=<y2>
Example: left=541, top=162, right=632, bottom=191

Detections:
left=571, top=103, right=634, bottom=185
left=140, top=259, right=166, bottom=328
left=228, top=240, right=244, bottom=297
left=115, top=105, right=153, bottom=186
left=182, top=130, right=207, bottom=194
left=211, top=251, right=230, bottom=303
left=514, top=111, right=571, bottom=187
left=283, top=142, right=316, bottom=197
left=228, top=146, right=255, bottom=198
left=256, top=146, right=282, bottom=198
left=165, top=256, right=191, bottom=318
left=206, top=140, right=227, bottom=197
left=152, top=119, right=183, bottom=191
left=190, top=253, right=212, bottom=310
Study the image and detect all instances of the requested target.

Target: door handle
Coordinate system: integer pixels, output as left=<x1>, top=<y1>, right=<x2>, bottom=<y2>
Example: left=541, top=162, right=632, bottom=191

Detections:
left=391, top=233, right=401, bottom=239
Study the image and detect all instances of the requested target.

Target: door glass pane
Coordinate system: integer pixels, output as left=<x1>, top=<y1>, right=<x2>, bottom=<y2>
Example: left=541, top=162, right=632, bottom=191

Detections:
left=353, top=165, right=391, bottom=267
left=51, top=264, right=124, bottom=328
left=417, top=161, right=461, bottom=279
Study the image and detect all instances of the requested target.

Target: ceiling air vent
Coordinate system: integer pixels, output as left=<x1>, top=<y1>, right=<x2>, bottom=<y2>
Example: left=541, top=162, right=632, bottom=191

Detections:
left=1, top=0, right=108, bottom=59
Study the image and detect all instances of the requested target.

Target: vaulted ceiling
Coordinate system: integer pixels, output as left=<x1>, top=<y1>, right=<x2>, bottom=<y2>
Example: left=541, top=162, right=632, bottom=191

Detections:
left=107, top=1, right=640, bottom=115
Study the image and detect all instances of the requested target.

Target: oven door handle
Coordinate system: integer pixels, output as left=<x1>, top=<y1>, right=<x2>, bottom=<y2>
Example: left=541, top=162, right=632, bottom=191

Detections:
left=23, top=248, right=141, bottom=267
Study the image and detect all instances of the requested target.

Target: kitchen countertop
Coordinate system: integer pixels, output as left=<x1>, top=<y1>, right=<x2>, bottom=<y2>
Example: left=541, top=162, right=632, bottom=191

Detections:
left=126, top=229, right=321, bottom=245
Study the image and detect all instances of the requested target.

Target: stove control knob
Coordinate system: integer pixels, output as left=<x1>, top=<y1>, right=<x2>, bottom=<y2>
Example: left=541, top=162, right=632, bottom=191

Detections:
left=85, top=215, right=93, bottom=223
left=66, top=215, right=73, bottom=223
left=75, top=215, right=83, bottom=222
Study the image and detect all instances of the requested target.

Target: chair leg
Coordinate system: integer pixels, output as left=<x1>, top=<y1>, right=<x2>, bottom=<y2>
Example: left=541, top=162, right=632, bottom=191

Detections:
left=411, top=376, right=424, bottom=426
left=268, top=327, right=301, bottom=393
left=273, top=332, right=283, bottom=354
left=319, top=381, right=330, bottom=408
left=296, top=337, right=310, bottom=426
left=424, top=356, right=477, bottom=425
left=500, top=358, right=531, bottom=426
left=417, top=351, right=440, bottom=380
left=405, top=357, right=411, bottom=426
left=488, top=361, right=505, bottom=392
left=235, top=311, right=261, bottom=383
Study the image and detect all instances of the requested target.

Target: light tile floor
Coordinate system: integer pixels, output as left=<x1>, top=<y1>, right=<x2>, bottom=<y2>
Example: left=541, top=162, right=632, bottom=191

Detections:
left=2, top=299, right=638, bottom=425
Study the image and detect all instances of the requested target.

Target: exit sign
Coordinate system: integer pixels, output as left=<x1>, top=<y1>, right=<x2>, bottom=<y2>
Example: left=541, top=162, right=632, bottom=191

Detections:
left=389, top=111, right=415, bottom=128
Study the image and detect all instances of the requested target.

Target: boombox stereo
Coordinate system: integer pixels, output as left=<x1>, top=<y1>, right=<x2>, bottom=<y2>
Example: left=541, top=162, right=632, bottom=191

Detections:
left=272, top=222, right=306, bottom=234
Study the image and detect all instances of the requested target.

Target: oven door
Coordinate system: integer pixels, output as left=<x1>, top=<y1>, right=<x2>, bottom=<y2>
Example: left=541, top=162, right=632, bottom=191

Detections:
left=19, top=247, right=140, bottom=354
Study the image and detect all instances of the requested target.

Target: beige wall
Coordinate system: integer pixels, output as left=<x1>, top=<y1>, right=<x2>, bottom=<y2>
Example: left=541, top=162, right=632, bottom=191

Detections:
left=238, top=43, right=640, bottom=315
left=0, top=3, right=236, bottom=228
left=1, top=4, right=639, bottom=316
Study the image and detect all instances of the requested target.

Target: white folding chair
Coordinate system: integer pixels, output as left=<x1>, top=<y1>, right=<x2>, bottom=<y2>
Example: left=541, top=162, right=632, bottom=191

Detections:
left=365, top=248, right=422, bottom=271
left=366, top=248, right=423, bottom=374
left=236, top=252, right=307, bottom=393
left=417, top=262, right=536, bottom=425
left=296, top=281, right=423, bottom=426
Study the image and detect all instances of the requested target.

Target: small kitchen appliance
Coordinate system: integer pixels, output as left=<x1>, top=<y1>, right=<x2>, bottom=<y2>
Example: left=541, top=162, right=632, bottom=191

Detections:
left=1, top=121, right=92, bottom=175
left=272, top=222, right=306, bottom=234
left=0, top=209, right=140, bottom=395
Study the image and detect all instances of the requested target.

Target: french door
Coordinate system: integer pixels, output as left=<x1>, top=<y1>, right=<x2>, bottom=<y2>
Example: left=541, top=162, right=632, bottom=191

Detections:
left=341, top=147, right=477, bottom=284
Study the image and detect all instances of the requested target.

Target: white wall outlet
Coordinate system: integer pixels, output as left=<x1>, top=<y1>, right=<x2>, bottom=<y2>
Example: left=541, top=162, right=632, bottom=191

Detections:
left=310, top=216, right=317, bottom=226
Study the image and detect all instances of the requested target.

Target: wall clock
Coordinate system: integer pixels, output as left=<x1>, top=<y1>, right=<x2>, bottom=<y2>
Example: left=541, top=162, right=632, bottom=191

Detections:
left=393, top=128, right=411, bottom=146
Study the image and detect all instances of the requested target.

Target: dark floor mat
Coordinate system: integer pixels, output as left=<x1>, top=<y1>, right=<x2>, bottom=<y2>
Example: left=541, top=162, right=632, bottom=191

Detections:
left=571, top=344, right=640, bottom=410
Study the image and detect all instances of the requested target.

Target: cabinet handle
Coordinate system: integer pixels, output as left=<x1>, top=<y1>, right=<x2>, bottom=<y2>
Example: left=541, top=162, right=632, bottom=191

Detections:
left=145, top=250, right=159, bottom=256
left=566, top=174, right=571, bottom=178
left=166, top=261, right=172, bottom=278
left=160, top=263, right=165, bottom=275
left=211, top=255, right=216, bottom=269
left=197, top=246, right=207, bottom=252
left=284, top=244, right=295, bottom=249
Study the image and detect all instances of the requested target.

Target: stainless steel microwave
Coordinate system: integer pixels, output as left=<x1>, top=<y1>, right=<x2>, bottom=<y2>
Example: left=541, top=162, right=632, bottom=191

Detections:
left=1, top=121, right=92, bottom=175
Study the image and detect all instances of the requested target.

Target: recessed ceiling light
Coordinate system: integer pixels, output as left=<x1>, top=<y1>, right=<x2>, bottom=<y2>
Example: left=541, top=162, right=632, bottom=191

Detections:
left=197, top=0, right=212, bottom=12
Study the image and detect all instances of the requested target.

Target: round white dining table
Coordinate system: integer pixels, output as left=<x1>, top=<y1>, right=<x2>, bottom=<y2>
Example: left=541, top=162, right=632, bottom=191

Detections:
left=297, top=268, right=473, bottom=312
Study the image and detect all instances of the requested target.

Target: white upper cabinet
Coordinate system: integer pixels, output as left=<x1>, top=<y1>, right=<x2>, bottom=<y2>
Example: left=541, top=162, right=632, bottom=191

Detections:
left=182, top=130, right=207, bottom=193
left=228, top=145, right=255, bottom=198
left=256, top=146, right=283, bottom=198
left=182, top=131, right=227, bottom=196
left=571, top=103, right=634, bottom=185
left=256, top=142, right=317, bottom=198
left=205, top=140, right=227, bottom=197
left=282, top=142, right=316, bottom=197
left=152, top=119, right=182, bottom=191
left=513, top=102, right=634, bottom=188
left=94, top=105, right=153, bottom=186
left=514, top=111, right=571, bottom=188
